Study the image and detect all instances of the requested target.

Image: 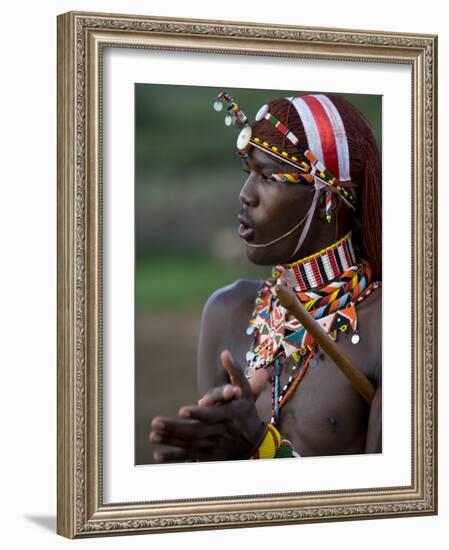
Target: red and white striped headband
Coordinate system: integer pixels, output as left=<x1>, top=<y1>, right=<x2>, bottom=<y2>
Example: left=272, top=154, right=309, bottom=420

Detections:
left=255, top=95, right=351, bottom=183
left=286, top=95, right=351, bottom=183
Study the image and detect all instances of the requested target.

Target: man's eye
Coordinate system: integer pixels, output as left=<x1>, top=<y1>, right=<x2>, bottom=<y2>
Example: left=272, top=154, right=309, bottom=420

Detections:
left=257, top=173, right=274, bottom=183
left=241, top=168, right=274, bottom=183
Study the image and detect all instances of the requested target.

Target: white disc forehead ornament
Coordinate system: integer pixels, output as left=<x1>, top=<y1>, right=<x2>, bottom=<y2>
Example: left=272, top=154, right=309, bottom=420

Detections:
left=255, top=104, right=269, bottom=121
left=237, top=126, right=252, bottom=151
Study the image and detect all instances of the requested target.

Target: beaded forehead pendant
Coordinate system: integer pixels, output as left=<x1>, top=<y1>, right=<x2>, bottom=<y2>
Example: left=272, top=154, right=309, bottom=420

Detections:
left=213, top=92, right=253, bottom=152
left=213, top=91, right=357, bottom=215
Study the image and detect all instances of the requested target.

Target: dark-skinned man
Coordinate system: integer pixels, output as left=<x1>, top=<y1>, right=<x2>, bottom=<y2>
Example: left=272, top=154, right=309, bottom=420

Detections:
left=149, top=92, right=382, bottom=462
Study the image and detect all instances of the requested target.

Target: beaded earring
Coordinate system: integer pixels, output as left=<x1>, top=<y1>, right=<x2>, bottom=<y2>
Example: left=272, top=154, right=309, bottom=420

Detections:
left=325, top=189, right=333, bottom=223
left=319, top=189, right=339, bottom=223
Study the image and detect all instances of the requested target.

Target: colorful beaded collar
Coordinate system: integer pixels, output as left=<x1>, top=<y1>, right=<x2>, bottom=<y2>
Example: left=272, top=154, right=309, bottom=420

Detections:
left=245, top=252, right=378, bottom=423
left=245, top=233, right=371, bottom=376
left=281, top=231, right=356, bottom=291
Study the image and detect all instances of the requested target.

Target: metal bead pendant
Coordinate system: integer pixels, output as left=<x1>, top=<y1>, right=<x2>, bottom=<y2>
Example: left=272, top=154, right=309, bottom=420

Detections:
left=246, top=325, right=255, bottom=336
left=213, top=100, right=223, bottom=112
left=246, top=351, right=255, bottom=362
left=237, top=126, right=252, bottom=151
left=224, top=114, right=233, bottom=126
left=255, top=104, right=269, bottom=121
left=351, top=331, right=360, bottom=344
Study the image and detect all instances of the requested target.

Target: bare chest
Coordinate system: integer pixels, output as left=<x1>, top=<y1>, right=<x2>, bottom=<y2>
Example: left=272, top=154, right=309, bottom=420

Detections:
left=253, top=350, right=370, bottom=456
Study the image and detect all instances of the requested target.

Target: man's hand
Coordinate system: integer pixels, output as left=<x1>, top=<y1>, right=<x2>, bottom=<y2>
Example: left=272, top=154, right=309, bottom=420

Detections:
left=197, top=351, right=268, bottom=406
left=148, top=351, right=267, bottom=463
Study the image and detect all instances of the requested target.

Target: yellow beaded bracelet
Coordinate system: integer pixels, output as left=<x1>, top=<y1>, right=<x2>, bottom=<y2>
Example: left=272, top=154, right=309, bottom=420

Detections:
left=250, top=424, right=282, bottom=459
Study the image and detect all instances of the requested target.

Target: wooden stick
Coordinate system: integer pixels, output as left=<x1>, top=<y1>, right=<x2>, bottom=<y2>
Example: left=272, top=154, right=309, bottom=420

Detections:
left=275, top=283, right=375, bottom=404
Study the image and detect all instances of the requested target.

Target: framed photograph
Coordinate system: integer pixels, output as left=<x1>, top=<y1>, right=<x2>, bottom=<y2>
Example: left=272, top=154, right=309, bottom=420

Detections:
left=57, top=11, right=437, bottom=538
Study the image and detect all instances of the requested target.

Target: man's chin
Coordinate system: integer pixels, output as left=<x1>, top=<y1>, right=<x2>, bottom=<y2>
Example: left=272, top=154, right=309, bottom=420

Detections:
left=244, top=240, right=296, bottom=266
left=245, top=246, right=279, bottom=267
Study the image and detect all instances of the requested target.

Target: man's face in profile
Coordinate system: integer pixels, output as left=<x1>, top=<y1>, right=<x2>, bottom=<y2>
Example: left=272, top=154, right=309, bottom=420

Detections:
left=238, top=147, right=317, bottom=266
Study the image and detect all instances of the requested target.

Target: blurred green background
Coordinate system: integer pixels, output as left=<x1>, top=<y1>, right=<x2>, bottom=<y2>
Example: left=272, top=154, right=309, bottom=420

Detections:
left=135, top=84, right=381, bottom=465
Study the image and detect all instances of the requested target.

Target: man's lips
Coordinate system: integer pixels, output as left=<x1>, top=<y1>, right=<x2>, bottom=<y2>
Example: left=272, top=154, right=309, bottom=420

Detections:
left=237, top=214, right=255, bottom=241
left=238, top=224, right=255, bottom=240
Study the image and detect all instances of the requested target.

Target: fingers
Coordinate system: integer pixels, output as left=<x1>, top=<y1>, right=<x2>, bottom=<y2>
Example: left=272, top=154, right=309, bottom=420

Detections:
left=198, top=384, right=242, bottom=406
left=152, top=432, right=216, bottom=451
left=149, top=415, right=224, bottom=462
left=196, top=351, right=261, bottom=408
left=196, top=351, right=268, bottom=409
left=153, top=448, right=187, bottom=463
left=149, top=416, right=221, bottom=445
left=178, top=404, right=231, bottom=423
left=220, top=350, right=252, bottom=399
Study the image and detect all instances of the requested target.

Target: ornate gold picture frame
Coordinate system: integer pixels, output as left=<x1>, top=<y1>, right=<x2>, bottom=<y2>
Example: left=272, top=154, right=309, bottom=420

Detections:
left=57, top=11, right=437, bottom=538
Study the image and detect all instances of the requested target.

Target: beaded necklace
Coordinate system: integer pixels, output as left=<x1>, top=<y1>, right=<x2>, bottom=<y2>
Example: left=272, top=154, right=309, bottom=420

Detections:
left=244, top=231, right=379, bottom=424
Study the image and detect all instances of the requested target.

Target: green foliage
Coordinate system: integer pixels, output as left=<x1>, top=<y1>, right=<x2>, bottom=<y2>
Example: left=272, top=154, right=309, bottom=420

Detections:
left=135, top=255, right=268, bottom=313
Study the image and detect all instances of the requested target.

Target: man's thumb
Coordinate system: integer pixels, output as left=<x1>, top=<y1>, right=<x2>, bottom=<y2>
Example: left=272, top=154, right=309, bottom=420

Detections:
left=220, top=350, right=252, bottom=399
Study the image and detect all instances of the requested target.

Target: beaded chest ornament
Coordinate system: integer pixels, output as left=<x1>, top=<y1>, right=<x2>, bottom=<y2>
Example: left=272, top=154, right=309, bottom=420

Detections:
left=245, top=232, right=379, bottom=424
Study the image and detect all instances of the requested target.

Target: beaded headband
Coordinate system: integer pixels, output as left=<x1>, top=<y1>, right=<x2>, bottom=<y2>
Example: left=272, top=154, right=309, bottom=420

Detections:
left=213, top=91, right=356, bottom=213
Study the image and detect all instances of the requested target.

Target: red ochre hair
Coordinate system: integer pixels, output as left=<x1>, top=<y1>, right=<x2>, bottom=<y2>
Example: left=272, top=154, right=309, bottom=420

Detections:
left=251, top=94, right=382, bottom=281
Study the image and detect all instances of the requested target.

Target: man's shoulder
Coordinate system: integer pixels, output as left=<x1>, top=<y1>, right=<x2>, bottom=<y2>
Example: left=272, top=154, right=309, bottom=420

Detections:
left=202, top=278, right=262, bottom=322
left=197, top=279, right=262, bottom=391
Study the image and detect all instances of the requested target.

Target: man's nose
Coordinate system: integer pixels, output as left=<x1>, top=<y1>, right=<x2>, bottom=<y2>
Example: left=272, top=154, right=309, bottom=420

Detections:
left=239, top=172, right=260, bottom=207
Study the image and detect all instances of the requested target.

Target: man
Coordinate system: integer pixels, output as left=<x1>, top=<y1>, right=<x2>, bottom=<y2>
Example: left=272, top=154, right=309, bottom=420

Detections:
left=149, top=91, right=382, bottom=461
